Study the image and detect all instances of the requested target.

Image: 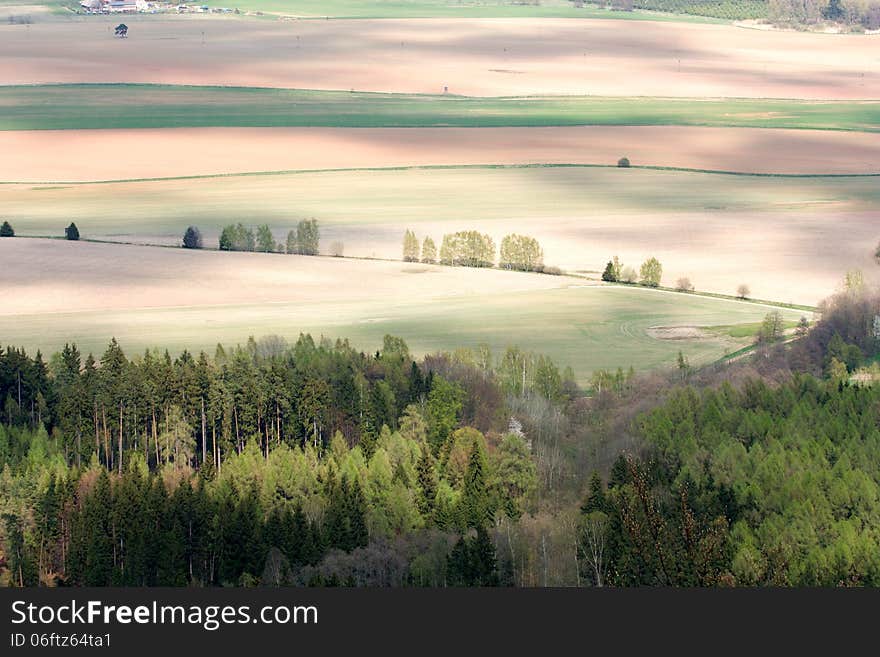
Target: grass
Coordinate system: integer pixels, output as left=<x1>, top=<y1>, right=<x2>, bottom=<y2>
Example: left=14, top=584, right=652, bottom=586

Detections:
left=1, top=85, right=877, bottom=132
left=0, top=274, right=803, bottom=384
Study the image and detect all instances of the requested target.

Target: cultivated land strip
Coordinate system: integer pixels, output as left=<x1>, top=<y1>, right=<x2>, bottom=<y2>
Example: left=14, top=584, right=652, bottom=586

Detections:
left=2, top=126, right=878, bottom=182
left=1, top=85, right=877, bottom=132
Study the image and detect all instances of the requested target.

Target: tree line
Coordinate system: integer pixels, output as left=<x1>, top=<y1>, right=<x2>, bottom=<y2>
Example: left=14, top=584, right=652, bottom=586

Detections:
left=601, top=255, right=662, bottom=287
left=403, top=230, right=552, bottom=273
left=214, top=219, right=320, bottom=255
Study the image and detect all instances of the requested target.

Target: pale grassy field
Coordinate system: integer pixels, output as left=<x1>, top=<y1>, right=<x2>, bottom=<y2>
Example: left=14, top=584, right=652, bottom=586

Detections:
left=3, top=166, right=878, bottom=306
left=3, top=126, right=879, bottom=182
left=0, top=239, right=806, bottom=381
left=0, top=17, right=876, bottom=98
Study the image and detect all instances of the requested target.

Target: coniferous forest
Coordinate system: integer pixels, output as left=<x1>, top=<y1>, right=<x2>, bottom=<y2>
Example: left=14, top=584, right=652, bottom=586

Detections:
left=2, top=289, right=880, bottom=587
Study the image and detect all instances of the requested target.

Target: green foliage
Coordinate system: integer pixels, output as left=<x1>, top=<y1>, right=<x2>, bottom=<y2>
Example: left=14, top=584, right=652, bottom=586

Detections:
left=630, top=0, right=767, bottom=19
left=65, top=222, right=80, bottom=241
left=639, top=256, right=663, bottom=287
left=256, top=224, right=276, bottom=253
left=219, top=223, right=255, bottom=252
left=446, top=526, right=499, bottom=586
left=0, top=221, right=14, bottom=237
left=421, top=236, right=437, bottom=264
left=289, top=219, right=320, bottom=256
left=182, top=225, right=202, bottom=249
left=425, top=376, right=464, bottom=453
left=628, top=376, right=880, bottom=586
left=402, top=229, right=421, bottom=262
left=439, top=231, right=495, bottom=268
left=601, top=260, right=617, bottom=282
left=499, top=234, right=544, bottom=272
left=757, top=310, right=785, bottom=344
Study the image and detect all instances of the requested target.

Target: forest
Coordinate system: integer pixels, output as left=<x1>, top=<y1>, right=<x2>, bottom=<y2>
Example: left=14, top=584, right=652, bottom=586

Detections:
left=1, top=288, right=879, bottom=587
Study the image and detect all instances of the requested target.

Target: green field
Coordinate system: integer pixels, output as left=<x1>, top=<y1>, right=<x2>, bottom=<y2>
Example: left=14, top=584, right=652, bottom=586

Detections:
left=0, top=0, right=726, bottom=19
left=2, top=85, right=877, bottom=132
left=0, top=279, right=804, bottom=383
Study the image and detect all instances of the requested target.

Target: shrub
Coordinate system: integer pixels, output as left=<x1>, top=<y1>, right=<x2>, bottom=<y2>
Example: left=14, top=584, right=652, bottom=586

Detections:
left=617, top=157, right=631, bottom=168
left=182, top=225, right=202, bottom=249
left=542, top=265, right=563, bottom=276
left=675, top=277, right=694, bottom=292
left=621, top=266, right=637, bottom=283
left=0, top=220, right=14, bottom=237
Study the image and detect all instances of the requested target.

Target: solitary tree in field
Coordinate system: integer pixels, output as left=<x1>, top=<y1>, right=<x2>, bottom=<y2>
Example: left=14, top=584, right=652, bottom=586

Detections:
left=182, top=225, right=202, bottom=249
left=617, top=157, right=630, bottom=168
left=0, top=220, right=14, bottom=237
left=736, top=284, right=751, bottom=300
left=675, top=277, right=694, bottom=293
left=757, top=310, right=784, bottom=344
left=639, top=257, right=662, bottom=287
left=65, top=222, right=80, bottom=241
left=421, top=236, right=437, bottom=264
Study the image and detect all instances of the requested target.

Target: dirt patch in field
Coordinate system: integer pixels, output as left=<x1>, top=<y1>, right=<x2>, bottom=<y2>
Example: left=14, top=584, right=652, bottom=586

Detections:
left=2, top=125, right=878, bottom=182
left=647, top=325, right=712, bottom=340
left=0, top=17, right=877, bottom=99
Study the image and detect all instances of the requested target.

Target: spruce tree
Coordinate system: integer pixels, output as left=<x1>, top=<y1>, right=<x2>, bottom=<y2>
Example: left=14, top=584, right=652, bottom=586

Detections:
left=65, top=222, right=80, bottom=241
left=602, top=260, right=617, bottom=282
left=0, top=220, right=14, bottom=237
left=460, top=438, right=491, bottom=528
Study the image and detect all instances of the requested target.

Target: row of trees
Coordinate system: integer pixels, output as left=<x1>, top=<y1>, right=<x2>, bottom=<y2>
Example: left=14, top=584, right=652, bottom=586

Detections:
left=215, top=219, right=320, bottom=255
left=403, top=230, right=547, bottom=272
left=0, top=221, right=79, bottom=240
left=601, top=255, right=663, bottom=287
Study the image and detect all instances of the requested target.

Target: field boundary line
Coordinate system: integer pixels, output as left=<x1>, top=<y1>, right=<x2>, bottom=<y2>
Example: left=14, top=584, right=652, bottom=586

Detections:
left=2, top=162, right=878, bottom=186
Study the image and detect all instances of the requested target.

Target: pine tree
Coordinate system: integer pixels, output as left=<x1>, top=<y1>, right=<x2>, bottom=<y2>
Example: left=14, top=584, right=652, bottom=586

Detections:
left=0, top=220, right=14, bottom=237
left=65, top=222, right=80, bottom=241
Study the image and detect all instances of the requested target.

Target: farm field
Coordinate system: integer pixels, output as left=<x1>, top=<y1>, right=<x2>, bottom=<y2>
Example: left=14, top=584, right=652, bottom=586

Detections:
left=0, top=0, right=722, bottom=20
left=3, top=166, right=879, bottom=306
left=0, top=239, right=806, bottom=381
left=3, top=85, right=877, bottom=132
left=3, top=125, right=879, bottom=182
left=1, top=17, right=876, bottom=98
